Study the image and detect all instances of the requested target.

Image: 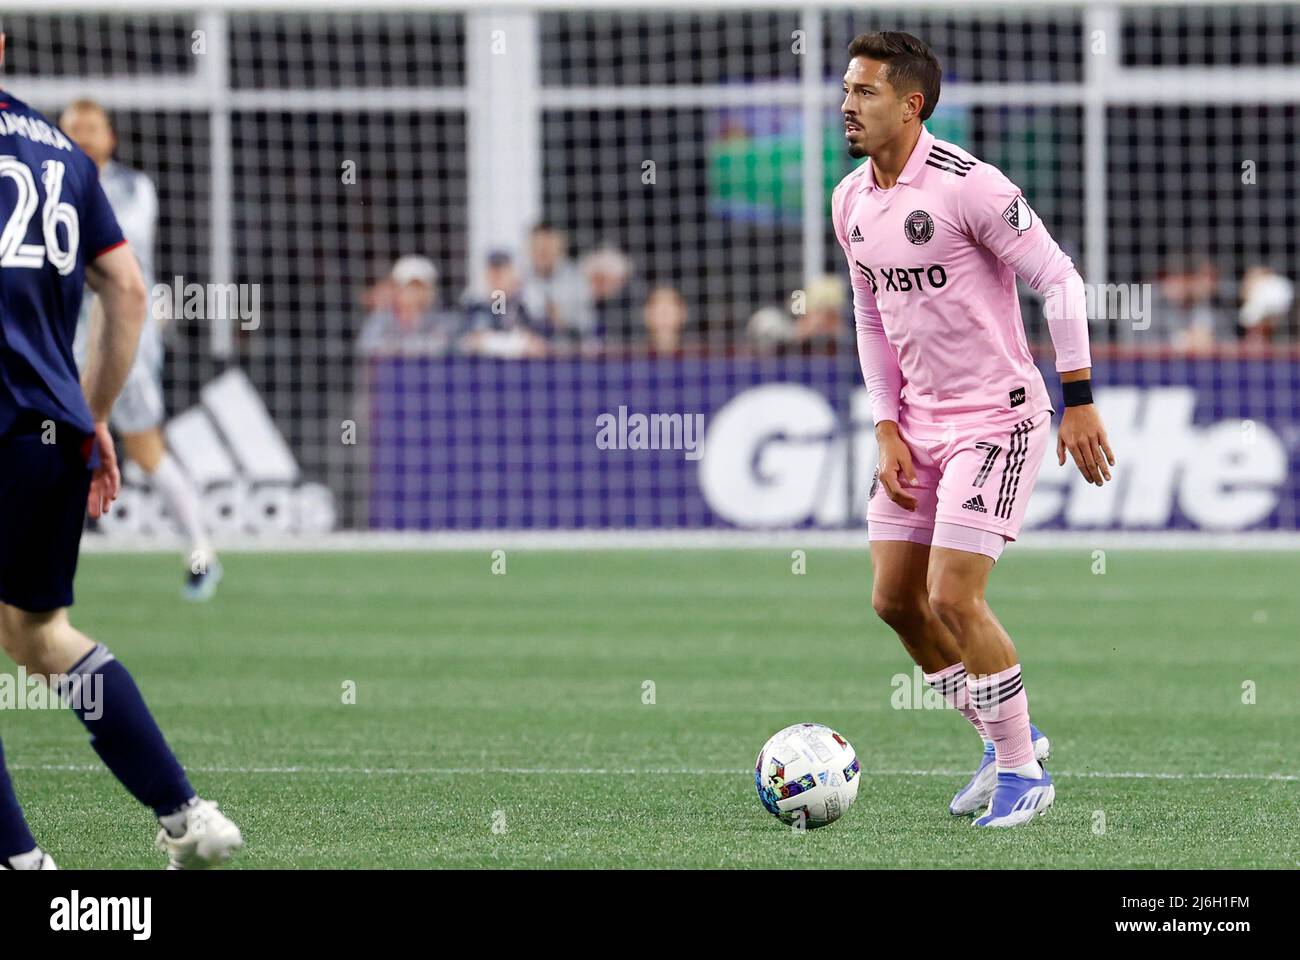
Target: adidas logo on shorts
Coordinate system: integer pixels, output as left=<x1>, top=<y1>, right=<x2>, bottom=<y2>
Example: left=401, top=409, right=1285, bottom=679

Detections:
left=961, top=494, right=987, bottom=514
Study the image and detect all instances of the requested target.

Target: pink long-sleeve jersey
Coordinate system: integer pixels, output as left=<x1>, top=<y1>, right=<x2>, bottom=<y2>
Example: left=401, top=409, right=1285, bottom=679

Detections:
left=831, top=123, right=1090, bottom=426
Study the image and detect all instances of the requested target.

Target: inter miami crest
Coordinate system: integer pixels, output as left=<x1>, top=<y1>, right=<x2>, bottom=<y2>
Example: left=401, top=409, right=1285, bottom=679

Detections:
left=904, top=210, right=934, bottom=245
left=1002, top=196, right=1034, bottom=236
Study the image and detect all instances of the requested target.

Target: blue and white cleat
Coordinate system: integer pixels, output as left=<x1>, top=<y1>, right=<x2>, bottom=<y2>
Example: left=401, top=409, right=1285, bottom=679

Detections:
left=972, top=767, right=1055, bottom=828
left=183, top=555, right=223, bottom=602
left=949, top=724, right=1050, bottom=816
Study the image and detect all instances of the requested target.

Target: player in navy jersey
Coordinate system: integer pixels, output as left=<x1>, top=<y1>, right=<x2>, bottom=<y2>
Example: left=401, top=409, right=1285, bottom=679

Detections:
left=0, top=27, right=242, bottom=869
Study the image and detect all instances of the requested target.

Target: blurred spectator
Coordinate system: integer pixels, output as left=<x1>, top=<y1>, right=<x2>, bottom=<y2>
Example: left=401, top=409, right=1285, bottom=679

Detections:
left=747, top=306, right=795, bottom=349
left=357, top=256, right=460, bottom=355
left=520, top=223, right=594, bottom=343
left=1238, top=266, right=1295, bottom=344
left=746, top=276, right=849, bottom=353
left=583, top=246, right=644, bottom=343
left=360, top=275, right=395, bottom=315
left=1141, top=255, right=1228, bottom=351
left=643, top=286, right=688, bottom=353
left=793, top=275, right=848, bottom=350
left=460, top=250, right=548, bottom=359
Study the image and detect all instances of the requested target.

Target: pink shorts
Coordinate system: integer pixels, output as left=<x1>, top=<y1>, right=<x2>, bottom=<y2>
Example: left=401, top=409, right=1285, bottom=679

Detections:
left=867, top=409, right=1051, bottom=557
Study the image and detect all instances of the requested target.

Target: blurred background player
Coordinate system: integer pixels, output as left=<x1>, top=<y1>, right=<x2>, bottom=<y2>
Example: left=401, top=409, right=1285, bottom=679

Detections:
left=59, top=98, right=221, bottom=601
left=0, top=28, right=242, bottom=869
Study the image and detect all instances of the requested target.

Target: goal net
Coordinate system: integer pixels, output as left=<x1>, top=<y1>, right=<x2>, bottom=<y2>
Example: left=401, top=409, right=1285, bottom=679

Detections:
left=5, top=1, right=1298, bottom=541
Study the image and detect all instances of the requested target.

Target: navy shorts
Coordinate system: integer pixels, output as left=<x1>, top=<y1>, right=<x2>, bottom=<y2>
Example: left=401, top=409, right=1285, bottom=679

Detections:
left=0, top=418, right=93, bottom=612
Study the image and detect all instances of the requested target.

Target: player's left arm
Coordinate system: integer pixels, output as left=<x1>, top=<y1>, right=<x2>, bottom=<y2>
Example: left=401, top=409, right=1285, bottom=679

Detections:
left=958, top=165, right=1115, bottom=486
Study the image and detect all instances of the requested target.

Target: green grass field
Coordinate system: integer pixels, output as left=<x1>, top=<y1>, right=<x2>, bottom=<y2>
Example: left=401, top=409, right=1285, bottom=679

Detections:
left=3, top=549, right=1297, bottom=868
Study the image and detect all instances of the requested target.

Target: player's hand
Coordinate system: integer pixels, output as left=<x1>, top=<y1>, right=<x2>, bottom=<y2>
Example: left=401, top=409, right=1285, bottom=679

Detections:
left=87, top=421, right=121, bottom=519
left=1057, top=404, right=1115, bottom=486
left=876, top=422, right=919, bottom=511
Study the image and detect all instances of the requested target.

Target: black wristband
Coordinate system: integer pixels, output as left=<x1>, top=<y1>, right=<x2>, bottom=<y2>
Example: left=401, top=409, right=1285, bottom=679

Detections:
left=1062, top=379, right=1094, bottom=407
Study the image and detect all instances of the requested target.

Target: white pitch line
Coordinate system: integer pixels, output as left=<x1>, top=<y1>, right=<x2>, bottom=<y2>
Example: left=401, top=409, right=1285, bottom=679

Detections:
left=12, top=763, right=1298, bottom=782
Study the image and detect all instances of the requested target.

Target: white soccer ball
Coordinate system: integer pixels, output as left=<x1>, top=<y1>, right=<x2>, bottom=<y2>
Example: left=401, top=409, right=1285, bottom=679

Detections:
left=754, top=722, right=860, bottom=828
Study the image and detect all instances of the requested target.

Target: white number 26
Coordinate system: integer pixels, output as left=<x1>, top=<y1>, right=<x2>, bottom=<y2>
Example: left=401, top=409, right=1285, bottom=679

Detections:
left=0, top=156, right=80, bottom=275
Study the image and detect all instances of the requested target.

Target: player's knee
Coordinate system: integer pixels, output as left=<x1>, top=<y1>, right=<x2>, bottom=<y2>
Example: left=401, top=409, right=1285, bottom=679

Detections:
left=926, top=584, right=981, bottom=629
left=0, top=619, right=16, bottom=662
left=0, top=606, right=63, bottom=671
left=123, top=429, right=165, bottom=473
left=871, top=589, right=927, bottom=633
left=0, top=608, right=34, bottom=663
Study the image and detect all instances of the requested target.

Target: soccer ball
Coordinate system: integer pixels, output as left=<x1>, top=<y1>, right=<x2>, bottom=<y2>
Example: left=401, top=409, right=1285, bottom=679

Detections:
left=754, top=722, right=860, bottom=828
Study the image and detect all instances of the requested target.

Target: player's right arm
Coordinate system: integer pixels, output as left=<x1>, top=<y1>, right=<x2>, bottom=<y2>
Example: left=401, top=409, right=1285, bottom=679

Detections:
left=832, top=179, right=917, bottom=511
left=81, top=244, right=147, bottom=517
left=82, top=244, right=146, bottom=422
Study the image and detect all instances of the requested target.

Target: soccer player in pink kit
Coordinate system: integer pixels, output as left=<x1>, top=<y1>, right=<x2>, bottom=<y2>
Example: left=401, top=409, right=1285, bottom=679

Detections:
left=832, top=32, right=1116, bottom=827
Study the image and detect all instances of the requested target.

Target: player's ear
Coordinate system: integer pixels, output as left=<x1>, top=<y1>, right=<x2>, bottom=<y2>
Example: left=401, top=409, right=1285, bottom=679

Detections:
left=904, top=90, right=925, bottom=122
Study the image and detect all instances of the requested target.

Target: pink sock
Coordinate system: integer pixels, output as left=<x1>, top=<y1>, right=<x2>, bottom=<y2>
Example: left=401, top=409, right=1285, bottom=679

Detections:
left=922, top=662, right=987, bottom=740
left=966, top=665, right=1035, bottom=768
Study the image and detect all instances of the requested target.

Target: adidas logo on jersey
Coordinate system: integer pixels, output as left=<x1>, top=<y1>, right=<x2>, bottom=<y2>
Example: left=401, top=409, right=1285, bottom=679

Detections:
left=849, top=225, right=864, bottom=243
left=961, top=495, right=987, bottom=514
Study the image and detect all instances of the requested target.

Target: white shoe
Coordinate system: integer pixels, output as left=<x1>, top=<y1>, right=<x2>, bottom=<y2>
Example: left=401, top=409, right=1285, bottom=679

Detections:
left=156, top=798, right=243, bottom=870
left=0, top=847, right=57, bottom=869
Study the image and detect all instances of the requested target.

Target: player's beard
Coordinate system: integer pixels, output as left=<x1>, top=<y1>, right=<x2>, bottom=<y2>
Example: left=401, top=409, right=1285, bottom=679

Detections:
left=844, top=123, right=868, bottom=159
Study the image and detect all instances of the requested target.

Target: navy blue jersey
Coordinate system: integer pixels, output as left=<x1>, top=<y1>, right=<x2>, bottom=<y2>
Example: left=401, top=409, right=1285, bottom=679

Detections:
left=0, top=90, right=126, bottom=437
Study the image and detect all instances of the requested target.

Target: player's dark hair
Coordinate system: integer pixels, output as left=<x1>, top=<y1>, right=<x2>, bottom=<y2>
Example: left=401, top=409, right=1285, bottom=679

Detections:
left=847, top=31, right=942, bottom=122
